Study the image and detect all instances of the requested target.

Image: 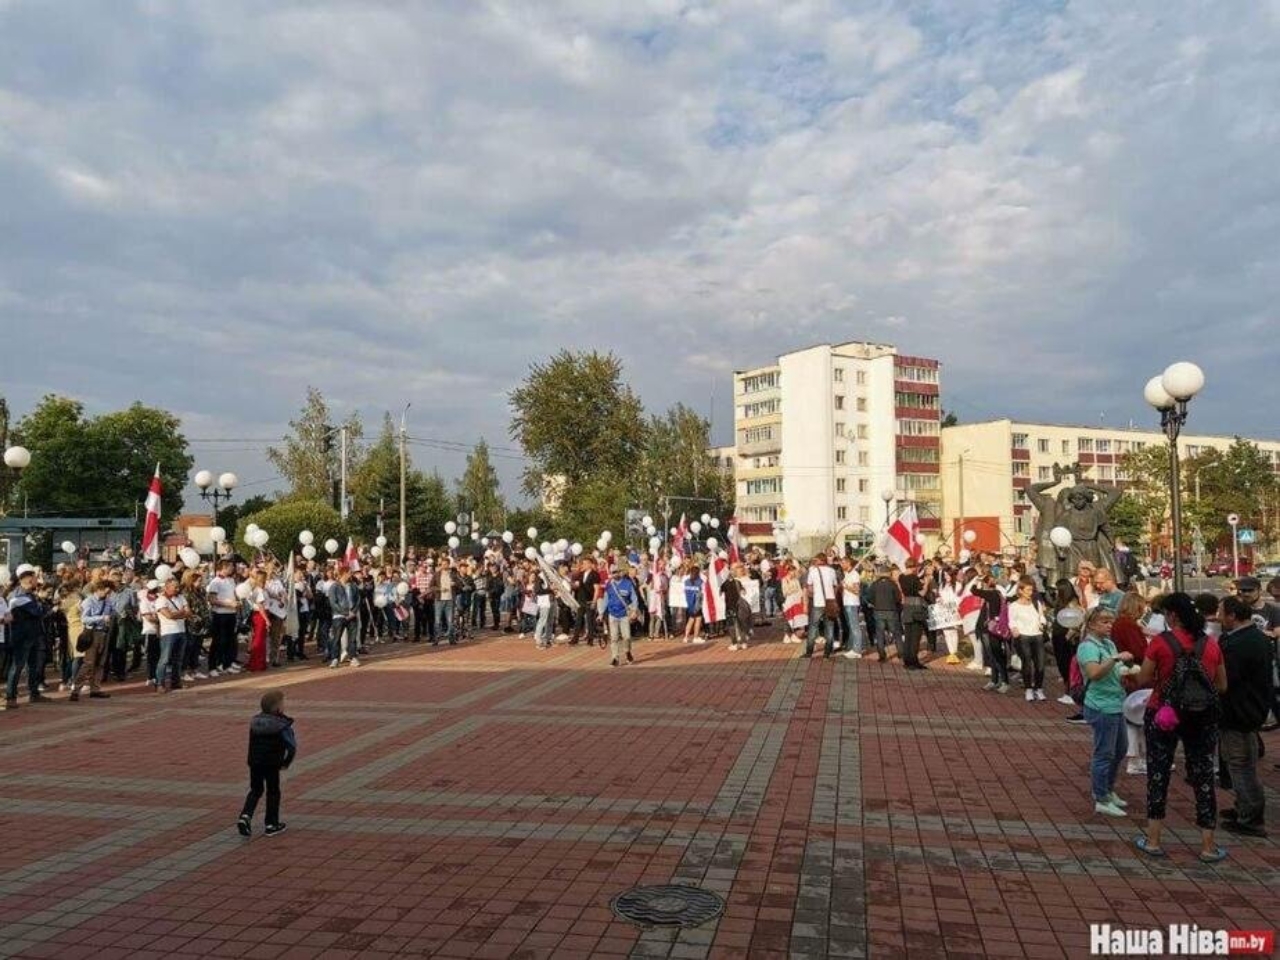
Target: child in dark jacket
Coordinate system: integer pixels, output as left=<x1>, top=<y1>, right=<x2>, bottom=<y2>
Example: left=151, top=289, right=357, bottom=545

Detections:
left=236, top=689, right=297, bottom=837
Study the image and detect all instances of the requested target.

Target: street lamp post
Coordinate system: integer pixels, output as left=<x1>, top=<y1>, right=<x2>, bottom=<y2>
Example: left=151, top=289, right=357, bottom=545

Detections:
left=194, top=470, right=238, bottom=529
left=1144, top=361, right=1205, bottom=594
left=3, top=445, right=31, bottom=518
left=880, top=488, right=895, bottom=527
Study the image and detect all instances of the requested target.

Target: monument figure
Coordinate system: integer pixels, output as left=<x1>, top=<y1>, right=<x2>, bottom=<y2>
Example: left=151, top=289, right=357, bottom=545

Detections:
left=1027, top=462, right=1122, bottom=582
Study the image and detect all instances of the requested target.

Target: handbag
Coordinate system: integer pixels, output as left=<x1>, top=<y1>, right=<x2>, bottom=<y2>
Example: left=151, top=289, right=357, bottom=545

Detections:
left=77, top=627, right=106, bottom=653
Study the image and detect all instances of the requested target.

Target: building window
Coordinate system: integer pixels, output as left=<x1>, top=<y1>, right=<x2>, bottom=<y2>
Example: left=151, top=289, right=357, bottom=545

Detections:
left=1012, top=433, right=1029, bottom=450
left=858, top=479, right=869, bottom=493
left=1014, top=515, right=1026, bottom=535
left=1132, top=441, right=1146, bottom=451
left=741, top=398, right=781, bottom=418
left=1037, top=439, right=1050, bottom=454
left=835, top=422, right=845, bottom=436
left=742, top=425, right=775, bottom=444
left=835, top=450, right=846, bottom=464
left=1114, top=440, right=1129, bottom=454
left=894, top=365, right=939, bottom=383
left=1015, top=488, right=1028, bottom=503
left=1012, top=461, right=1030, bottom=477
left=896, top=391, right=940, bottom=410
left=1096, top=439, right=1111, bottom=453
left=896, top=419, right=940, bottom=437
left=1097, top=465, right=1114, bottom=481
left=857, top=451, right=869, bottom=467
left=899, top=474, right=940, bottom=491
left=836, top=506, right=848, bottom=521
left=856, top=424, right=868, bottom=439
left=898, top=447, right=939, bottom=463
left=1078, top=437, right=1094, bottom=453
left=836, top=478, right=846, bottom=493
left=856, top=397, right=867, bottom=412
left=745, top=477, right=782, bottom=495
left=1037, top=466, right=1054, bottom=481
left=833, top=367, right=844, bottom=383
left=740, top=371, right=780, bottom=394
left=855, top=371, right=866, bottom=386
left=1062, top=439, right=1071, bottom=455
left=834, top=395, right=845, bottom=410
left=858, top=506, right=870, bottom=523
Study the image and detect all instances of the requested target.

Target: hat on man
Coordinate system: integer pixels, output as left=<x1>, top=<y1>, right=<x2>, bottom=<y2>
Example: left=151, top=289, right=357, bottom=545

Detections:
left=15, top=563, right=36, bottom=579
left=1236, top=576, right=1261, bottom=592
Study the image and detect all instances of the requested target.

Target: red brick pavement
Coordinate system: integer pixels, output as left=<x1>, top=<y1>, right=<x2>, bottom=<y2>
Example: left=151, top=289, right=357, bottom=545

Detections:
left=0, top=633, right=1276, bottom=959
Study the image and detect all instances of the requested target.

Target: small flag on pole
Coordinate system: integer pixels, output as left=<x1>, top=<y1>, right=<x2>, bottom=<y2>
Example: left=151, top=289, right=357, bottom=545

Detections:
left=883, top=504, right=923, bottom=570
left=140, top=464, right=163, bottom=562
left=344, top=537, right=361, bottom=571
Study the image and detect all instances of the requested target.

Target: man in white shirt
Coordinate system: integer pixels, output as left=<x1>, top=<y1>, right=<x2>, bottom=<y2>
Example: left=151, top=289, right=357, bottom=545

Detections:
left=804, top=555, right=840, bottom=659
left=154, top=578, right=190, bottom=693
left=138, top=580, right=161, bottom=686
left=264, top=562, right=288, bottom=666
left=206, top=561, right=241, bottom=675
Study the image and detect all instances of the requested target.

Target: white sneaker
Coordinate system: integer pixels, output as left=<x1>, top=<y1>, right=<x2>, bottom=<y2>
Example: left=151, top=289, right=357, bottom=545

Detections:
left=339, top=652, right=349, bottom=663
left=328, top=659, right=339, bottom=669
left=183, top=673, right=196, bottom=683
left=1094, top=800, right=1127, bottom=818
left=1106, top=792, right=1128, bottom=808
left=350, top=658, right=360, bottom=667
left=965, top=661, right=985, bottom=672
left=996, top=683, right=1010, bottom=694
left=844, top=651, right=862, bottom=659
left=195, top=671, right=208, bottom=680
left=1025, top=689, right=1035, bottom=702
left=148, top=678, right=157, bottom=687
left=1057, top=694, right=1076, bottom=705
left=209, top=668, right=221, bottom=678
left=229, top=663, right=243, bottom=673
left=983, top=682, right=997, bottom=691
left=1126, top=759, right=1147, bottom=775
left=518, top=633, right=526, bottom=640
left=692, top=637, right=706, bottom=644
left=1034, top=689, right=1046, bottom=701
left=832, top=642, right=842, bottom=651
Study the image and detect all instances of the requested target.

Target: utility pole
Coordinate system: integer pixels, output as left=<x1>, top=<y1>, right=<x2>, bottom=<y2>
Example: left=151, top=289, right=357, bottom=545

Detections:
left=339, top=425, right=349, bottom=520
left=957, top=451, right=966, bottom=548
left=399, top=404, right=410, bottom=564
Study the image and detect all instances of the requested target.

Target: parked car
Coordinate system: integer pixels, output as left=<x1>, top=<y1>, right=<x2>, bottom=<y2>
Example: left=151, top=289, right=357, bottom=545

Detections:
left=1205, top=558, right=1254, bottom=578
left=1254, top=562, right=1280, bottom=581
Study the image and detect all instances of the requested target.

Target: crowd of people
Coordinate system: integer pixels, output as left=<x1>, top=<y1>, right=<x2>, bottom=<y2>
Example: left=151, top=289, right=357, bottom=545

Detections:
left=3, top=537, right=1277, bottom=851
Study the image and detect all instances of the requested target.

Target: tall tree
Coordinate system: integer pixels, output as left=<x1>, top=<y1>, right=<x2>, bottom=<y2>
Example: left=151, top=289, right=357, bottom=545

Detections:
left=457, top=440, right=505, bottom=531
left=347, top=413, right=452, bottom=547
left=216, top=494, right=275, bottom=536
left=12, top=396, right=192, bottom=519
left=635, top=404, right=733, bottom=518
left=509, top=350, right=647, bottom=497
left=266, top=387, right=362, bottom=504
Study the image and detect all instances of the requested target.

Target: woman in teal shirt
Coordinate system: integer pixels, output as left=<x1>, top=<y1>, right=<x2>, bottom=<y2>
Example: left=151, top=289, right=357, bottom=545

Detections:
left=1077, top=607, right=1135, bottom=817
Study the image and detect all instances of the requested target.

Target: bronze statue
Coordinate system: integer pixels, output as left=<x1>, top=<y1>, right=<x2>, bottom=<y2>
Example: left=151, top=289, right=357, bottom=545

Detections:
left=1028, top=462, right=1121, bottom=582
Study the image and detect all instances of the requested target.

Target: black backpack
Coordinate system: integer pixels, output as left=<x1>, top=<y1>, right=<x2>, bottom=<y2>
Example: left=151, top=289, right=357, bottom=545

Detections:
left=1160, top=632, right=1218, bottom=718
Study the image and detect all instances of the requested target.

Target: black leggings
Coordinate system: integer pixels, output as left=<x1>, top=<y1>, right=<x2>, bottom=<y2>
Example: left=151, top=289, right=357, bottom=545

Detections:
left=1144, top=708, right=1218, bottom=828
left=1050, top=633, right=1074, bottom=693
left=1018, top=634, right=1046, bottom=689
left=240, top=765, right=282, bottom=826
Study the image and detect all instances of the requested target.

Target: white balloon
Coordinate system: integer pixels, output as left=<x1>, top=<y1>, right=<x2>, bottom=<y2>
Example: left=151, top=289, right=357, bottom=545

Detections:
left=154, top=564, right=173, bottom=583
left=601, top=530, right=612, bottom=542
left=963, top=529, right=977, bottom=544
left=60, top=540, right=76, bottom=554
left=210, top=526, right=226, bottom=543
left=396, top=581, right=410, bottom=597
left=540, top=541, right=553, bottom=555
left=444, top=521, right=457, bottom=534
left=571, top=542, right=583, bottom=556
left=471, top=532, right=480, bottom=541
left=527, top=527, right=538, bottom=540
left=641, top=515, right=653, bottom=528
left=670, top=527, right=678, bottom=536
left=255, top=530, right=269, bottom=547
left=706, top=537, right=718, bottom=551
left=374, top=593, right=389, bottom=608
left=502, top=530, right=514, bottom=544
left=700, top=513, right=711, bottom=524
left=1056, top=607, right=1085, bottom=629
left=524, top=546, right=538, bottom=560
left=645, top=525, right=656, bottom=537
left=649, top=536, right=662, bottom=551
left=690, top=521, right=702, bottom=534
left=302, top=544, right=317, bottom=560
left=1049, top=526, right=1073, bottom=549
left=555, top=538, right=569, bottom=552
left=375, top=535, right=387, bottom=548
left=370, top=545, right=383, bottom=558
left=246, top=523, right=259, bottom=535
left=235, top=581, right=253, bottom=600
left=180, top=547, right=201, bottom=568
left=596, top=539, right=607, bottom=552
left=299, top=530, right=314, bottom=546
left=448, top=536, right=460, bottom=549
left=481, top=537, right=489, bottom=547
left=710, top=517, right=720, bottom=529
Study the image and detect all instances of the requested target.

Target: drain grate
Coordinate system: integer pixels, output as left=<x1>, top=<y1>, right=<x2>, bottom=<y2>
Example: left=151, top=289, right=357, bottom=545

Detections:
left=610, top=884, right=726, bottom=929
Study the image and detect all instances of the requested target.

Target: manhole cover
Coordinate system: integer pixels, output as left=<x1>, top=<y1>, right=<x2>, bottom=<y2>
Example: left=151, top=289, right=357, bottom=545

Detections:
left=610, top=884, right=726, bottom=928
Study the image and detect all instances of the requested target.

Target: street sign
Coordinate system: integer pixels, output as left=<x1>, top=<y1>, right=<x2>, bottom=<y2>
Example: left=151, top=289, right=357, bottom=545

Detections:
left=1237, top=529, right=1256, bottom=545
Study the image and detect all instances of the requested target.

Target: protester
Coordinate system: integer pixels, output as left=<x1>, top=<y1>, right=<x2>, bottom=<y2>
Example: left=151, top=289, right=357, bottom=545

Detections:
left=1217, top=595, right=1273, bottom=838
left=71, top=578, right=114, bottom=701
left=236, top=688, right=296, bottom=839
left=604, top=563, right=639, bottom=667
left=1076, top=607, right=1133, bottom=816
left=1009, top=575, right=1048, bottom=700
left=154, top=578, right=191, bottom=693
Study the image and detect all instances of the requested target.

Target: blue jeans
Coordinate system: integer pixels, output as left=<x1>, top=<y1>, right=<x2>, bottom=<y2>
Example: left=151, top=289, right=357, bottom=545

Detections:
left=805, top=603, right=836, bottom=656
left=1084, top=706, right=1127, bottom=802
left=155, top=631, right=188, bottom=689
left=5, top=632, right=40, bottom=700
left=842, top=605, right=865, bottom=654
left=534, top=604, right=552, bottom=646
left=435, top=599, right=454, bottom=642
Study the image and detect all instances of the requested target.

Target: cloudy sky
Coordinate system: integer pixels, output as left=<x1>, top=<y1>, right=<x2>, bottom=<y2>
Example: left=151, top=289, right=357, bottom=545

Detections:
left=3, top=0, right=1278, bottom=504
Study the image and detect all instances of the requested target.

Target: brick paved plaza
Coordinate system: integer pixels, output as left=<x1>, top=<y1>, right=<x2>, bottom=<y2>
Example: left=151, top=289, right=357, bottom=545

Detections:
left=1, top=633, right=1276, bottom=960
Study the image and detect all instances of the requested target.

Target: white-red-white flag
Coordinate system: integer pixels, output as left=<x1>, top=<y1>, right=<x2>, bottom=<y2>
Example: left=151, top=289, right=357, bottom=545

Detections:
left=726, top=517, right=741, bottom=564
left=883, top=504, right=923, bottom=570
left=140, top=464, right=162, bottom=562
left=344, top=537, right=361, bottom=571
left=702, top=553, right=728, bottom=623
left=671, top=513, right=688, bottom=565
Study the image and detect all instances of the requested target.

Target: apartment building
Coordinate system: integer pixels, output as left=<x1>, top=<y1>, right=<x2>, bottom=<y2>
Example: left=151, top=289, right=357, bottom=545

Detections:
left=732, top=341, right=942, bottom=555
left=940, top=419, right=1280, bottom=556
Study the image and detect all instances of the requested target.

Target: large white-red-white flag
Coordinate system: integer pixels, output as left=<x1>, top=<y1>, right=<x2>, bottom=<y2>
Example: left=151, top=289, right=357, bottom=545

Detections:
left=883, top=504, right=923, bottom=570
left=344, top=537, right=361, bottom=571
left=702, top=553, right=729, bottom=623
left=140, top=464, right=162, bottom=562
left=726, top=517, right=741, bottom=564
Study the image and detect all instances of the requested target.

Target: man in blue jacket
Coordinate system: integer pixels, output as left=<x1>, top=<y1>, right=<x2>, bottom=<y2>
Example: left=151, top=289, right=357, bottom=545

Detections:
left=604, top=565, right=639, bottom=668
left=5, top=565, right=49, bottom=709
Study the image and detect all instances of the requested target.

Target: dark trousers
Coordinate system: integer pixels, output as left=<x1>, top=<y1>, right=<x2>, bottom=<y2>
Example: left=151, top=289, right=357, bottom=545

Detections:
left=145, top=633, right=160, bottom=682
left=1144, top=708, right=1218, bottom=828
left=240, top=765, right=282, bottom=826
left=1018, top=634, right=1046, bottom=689
left=415, top=598, right=435, bottom=641
left=489, top=592, right=501, bottom=627
left=1051, top=633, right=1074, bottom=693
left=210, top=613, right=238, bottom=670
left=983, top=631, right=1010, bottom=685
left=1219, top=728, right=1265, bottom=827
left=575, top=605, right=597, bottom=643
left=4, top=633, right=40, bottom=701
left=902, top=616, right=926, bottom=666
left=289, top=612, right=310, bottom=657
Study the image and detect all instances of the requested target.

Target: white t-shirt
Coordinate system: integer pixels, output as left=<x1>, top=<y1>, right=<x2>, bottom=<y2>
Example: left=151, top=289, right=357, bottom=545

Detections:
left=807, top=565, right=838, bottom=605
left=207, top=575, right=237, bottom=613
left=139, top=591, right=158, bottom=635
left=156, top=594, right=188, bottom=637
left=841, top=571, right=861, bottom=606
left=264, top=578, right=287, bottom=618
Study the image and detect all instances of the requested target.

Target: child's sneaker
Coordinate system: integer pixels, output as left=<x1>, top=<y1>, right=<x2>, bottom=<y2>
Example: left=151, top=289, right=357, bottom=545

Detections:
left=236, top=815, right=251, bottom=837
left=264, top=822, right=287, bottom=837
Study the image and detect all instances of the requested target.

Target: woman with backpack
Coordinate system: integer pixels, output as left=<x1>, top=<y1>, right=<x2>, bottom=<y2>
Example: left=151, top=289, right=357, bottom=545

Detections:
left=1131, top=592, right=1228, bottom=862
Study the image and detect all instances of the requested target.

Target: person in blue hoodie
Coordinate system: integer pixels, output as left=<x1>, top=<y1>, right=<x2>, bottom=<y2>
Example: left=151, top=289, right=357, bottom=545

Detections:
left=683, top=564, right=704, bottom=643
left=237, top=688, right=297, bottom=838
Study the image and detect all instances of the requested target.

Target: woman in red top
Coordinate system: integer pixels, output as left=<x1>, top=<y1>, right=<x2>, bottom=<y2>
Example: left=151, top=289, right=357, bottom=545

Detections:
left=1111, top=593, right=1149, bottom=692
left=1132, top=593, right=1227, bottom=862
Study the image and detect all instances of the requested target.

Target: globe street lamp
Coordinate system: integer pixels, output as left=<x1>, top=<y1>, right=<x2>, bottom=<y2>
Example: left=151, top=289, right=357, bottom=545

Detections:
left=3, top=445, right=31, bottom=518
left=880, top=488, right=895, bottom=526
left=195, top=470, right=238, bottom=528
left=1144, top=361, right=1205, bottom=593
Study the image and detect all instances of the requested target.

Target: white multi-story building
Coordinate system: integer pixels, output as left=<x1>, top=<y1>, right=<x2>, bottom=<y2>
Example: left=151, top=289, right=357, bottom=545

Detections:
left=940, top=419, right=1280, bottom=558
left=732, top=341, right=942, bottom=555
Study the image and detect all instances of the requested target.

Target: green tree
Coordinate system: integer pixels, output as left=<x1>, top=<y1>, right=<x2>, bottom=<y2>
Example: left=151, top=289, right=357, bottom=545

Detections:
left=266, top=387, right=362, bottom=504
left=941, top=409, right=959, bottom=428
left=1184, top=439, right=1279, bottom=553
left=12, top=396, right=192, bottom=519
left=456, top=440, right=505, bottom=531
left=234, top=499, right=345, bottom=559
left=347, top=414, right=453, bottom=548
left=635, top=404, right=733, bottom=518
left=216, top=494, right=274, bottom=536
left=509, top=350, right=647, bottom=497
left=554, top=474, right=633, bottom=546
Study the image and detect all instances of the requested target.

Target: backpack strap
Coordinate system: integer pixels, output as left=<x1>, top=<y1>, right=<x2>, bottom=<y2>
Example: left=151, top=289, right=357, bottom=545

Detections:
left=1161, top=631, right=1183, bottom=662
